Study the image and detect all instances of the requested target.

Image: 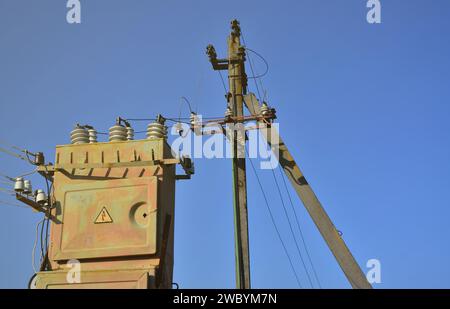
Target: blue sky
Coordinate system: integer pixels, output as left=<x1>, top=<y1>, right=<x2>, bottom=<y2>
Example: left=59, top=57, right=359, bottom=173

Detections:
left=1, top=0, right=450, bottom=288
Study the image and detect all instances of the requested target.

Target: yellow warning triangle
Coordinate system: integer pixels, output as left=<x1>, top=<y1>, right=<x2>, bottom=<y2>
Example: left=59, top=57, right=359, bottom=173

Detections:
left=94, top=207, right=113, bottom=224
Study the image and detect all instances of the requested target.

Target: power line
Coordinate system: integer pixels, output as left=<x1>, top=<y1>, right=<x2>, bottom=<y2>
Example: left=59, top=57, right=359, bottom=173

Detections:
left=241, top=34, right=262, bottom=102
left=17, top=168, right=38, bottom=178
left=0, top=187, right=15, bottom=193
left=0, top=146, right=28, bottom=161
left=0, top=172, right=14, bottom=182
left=245, top=48, right=269, bottom=79
left=247, top=153, right=303, bottom=288
left=0, top=139, right=26, bottom=153
left=218, top=70, right=228, bottom=95
left=0, top=180, right=13, bottom=186
left=41, top=165, right=53, bottom=271
left=269, top=165, right=315, bottom=288
left=277, top=166, right=323, bottom=288
left=242, top=32, right=314, bottom=287
left=0, top=200, right=28, bottom=209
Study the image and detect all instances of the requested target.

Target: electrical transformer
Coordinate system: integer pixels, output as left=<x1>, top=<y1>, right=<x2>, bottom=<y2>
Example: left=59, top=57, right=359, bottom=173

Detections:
left=32, top=121, right=192, bottom=289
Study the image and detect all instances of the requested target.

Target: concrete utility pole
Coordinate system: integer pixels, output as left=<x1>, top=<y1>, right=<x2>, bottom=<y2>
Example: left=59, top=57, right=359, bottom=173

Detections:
left=207, top=19, right=251, bottom=289
left=207, top=19, right=371, bottom=290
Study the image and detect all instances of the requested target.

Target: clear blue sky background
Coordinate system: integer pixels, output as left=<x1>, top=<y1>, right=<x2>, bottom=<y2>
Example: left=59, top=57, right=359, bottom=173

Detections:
left=1, top=0, right=450, bottom=288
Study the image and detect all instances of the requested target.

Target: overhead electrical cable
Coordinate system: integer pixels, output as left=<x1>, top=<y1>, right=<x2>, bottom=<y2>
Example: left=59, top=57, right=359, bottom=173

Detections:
left=268, top=164, right=315, bottom=288
left=247, top=152, right=303, bottom=288
left=0, top=200, right=28, bottom=209
left=277, top=166, right=323, bottom=288
left=242, top=31, right=315, bottom=288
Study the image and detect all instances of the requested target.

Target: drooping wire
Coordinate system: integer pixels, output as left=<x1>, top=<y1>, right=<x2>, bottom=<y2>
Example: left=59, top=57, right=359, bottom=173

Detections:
left=245, top=48, right=269, bottom=80
left=32, top=219, right=45, bottom=274
left=42, top=166, right=53, bottom=270
left=39, top=213, right=45, bottom=263
left=241, top=34, right=262, bottom=102
left=241, top=33, right=270, bottom=105
left=179, top=97, right=193, bottom=114
left=177, top=97, right=194, bottom=131
left=277, top=166, right=323, bottom=288
left=247, top=151, right=303, bottom=288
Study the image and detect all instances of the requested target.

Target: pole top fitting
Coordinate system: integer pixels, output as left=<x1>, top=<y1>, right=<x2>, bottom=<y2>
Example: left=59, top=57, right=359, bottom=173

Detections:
left=231, top=19, right=241, bottom=37
left=115, top=117, right=131, bottom=128
left=156, top=114, right=166, bottom=125
left=206, top=44, right=217, bottom=61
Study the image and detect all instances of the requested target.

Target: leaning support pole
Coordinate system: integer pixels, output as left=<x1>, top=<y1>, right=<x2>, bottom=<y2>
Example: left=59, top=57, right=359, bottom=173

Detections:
left=244, top=94, right=372, bottom=289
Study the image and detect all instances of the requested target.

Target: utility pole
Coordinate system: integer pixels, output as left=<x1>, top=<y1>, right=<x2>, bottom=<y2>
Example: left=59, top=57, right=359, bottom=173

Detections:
left=207, top=19, right=251, bottom=289
left=207, top=20, right=370, bottom=289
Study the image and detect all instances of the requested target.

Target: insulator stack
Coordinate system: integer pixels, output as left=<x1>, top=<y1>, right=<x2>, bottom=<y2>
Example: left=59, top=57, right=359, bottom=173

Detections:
left=35, top=190, right=47, bottom=204
left=224, top=106, right=233, bottom=121
left=126, top=127, right=134, bottom=141
left=14, top=177, right=24, bottom=192
left=109, top=124, right=128, bottom=142
left=189, top=112, right=201, bottom=129
left=88, top=129, right=98, bottom=143
left=70, top=125, right=89, bottom=144
left=190, top=112, right=199, bottom=127
left=175, top=122, right=183, bottom=135
left=260, top=102, right=270, bottom=116
left=225, top=106, right=233, bottom=117
left=23, top=180, right=32, bottom=195
left=34, top=152, right=45, bottom=165
left=146, top=122, right=168, bottom=140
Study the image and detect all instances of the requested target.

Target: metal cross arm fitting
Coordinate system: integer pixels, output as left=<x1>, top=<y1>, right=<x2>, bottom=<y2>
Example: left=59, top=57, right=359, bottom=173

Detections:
left=206, top=44, right=229, bottom=70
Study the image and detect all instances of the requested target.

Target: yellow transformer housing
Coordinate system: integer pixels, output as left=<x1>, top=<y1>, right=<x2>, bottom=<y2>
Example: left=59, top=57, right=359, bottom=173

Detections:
left=34, top=138, right=187, bottom=289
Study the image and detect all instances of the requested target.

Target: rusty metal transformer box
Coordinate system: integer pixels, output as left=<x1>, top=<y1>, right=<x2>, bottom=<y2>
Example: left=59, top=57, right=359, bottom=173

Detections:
left=35, top=138, right=178, bottom=289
